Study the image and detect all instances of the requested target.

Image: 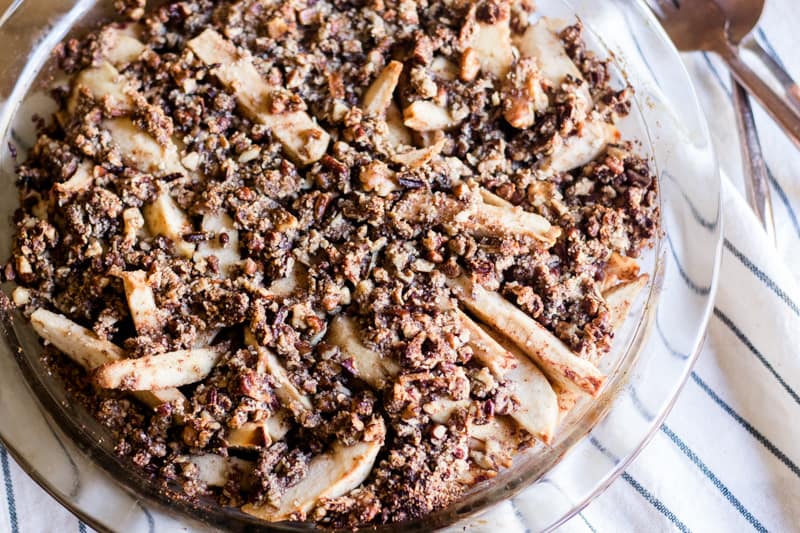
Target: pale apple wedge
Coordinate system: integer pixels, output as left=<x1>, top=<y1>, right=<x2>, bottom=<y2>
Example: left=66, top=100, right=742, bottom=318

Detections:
left=482, top=330, right=559, bottom=444
left=425, top=398, right=472, bottom=424
left=462, top=202, right=561, bottom=247
left=453, top=193, right=560, bottom=247
left=186, top=454, right=253, bottom=487
left=468, top=415, right=525, bottom=450
left=403, top=100, right=458, bottom=132
left=479, top=188, right=515, bottom=209
left=187, top=29, right=330, bottom=166
left=68, top=61, right=132, bottom=115
left=31, top=308, right=124, bottom=370
left=30, top=309, right=187, bottom=409
left=265, top=262, right=308, bottom=298
left=228, top=410, right=291, bottom=449
left=327, top=315, right=400, bottom=388
left=463, top=1, right=514, bottom=78
left=142, top=184, right=196, bottom=258
left=244, top=328, right=313, bottom=414
left=104, top=117, right=186, bottom=176
left=603, top=274, right=649, bottom=331
left=552, top=381, right=580, bottom=424
left=384, top=102, right=413, bottom=147
left=425, top=399, right=529, bottom=449
left=113, top=270, right=160, bottom=335
left=390, top=131, right=446, bottom=169
left=542, top=120, right=619, bottom=175
left=362, top=60, right=403, bottom=116
left=54, top=161, right=94, bottom=196
left=242, top=417, right=386, bottom=521
left=603, top=252, right=640, bottom=290
left=446, top=276, right=605, bottom=396
left=99, top=23, right=146, bottom=67
left=455, top=309, right=517, bottom=377
left=514, top=18, right=592, bottom=112
left=195, top=212, right=241, bottom=276
left=94, top=347, right=220, bottom=390
left=458, top=311, right=558, bottom=443
left=70, top=61, right=190, bottom=177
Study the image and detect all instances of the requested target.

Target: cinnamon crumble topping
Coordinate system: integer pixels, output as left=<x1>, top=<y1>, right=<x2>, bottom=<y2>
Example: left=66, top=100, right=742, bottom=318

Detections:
left=8, top=0, right=658, bottom=527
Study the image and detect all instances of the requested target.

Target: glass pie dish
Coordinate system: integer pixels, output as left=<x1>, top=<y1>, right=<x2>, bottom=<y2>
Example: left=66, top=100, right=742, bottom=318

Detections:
left=0, top=0, right=721, bottom=530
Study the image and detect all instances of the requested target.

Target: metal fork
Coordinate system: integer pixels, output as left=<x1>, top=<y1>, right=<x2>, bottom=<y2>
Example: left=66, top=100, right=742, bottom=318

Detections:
left=732, top=81, right=775, bottom=241
left=646, top=0, right=800, bottom=150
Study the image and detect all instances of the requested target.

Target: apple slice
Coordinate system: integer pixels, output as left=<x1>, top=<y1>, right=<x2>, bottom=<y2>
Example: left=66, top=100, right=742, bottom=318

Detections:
left=187, top=29, right=330, bottom=166
left=30, top=309, right=187, bottom=409
left=242, top=417, right=385, bottom=521
left=94, top=347, right=220, bottom=390
left=447, top=276, right=605, bottom=397
left=327, top=315, right=400, bottom=388
left=603, top=274, right=649, bottom=330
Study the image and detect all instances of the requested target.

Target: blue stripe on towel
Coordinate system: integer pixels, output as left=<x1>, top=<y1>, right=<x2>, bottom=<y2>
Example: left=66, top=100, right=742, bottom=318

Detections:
left=655, top=315, right=800, bottom=479
left=0, top=446, right=19, bottom=533
left=755, top=28, right=788, bottom=70
left=714, top=307, right=800, bottom=406
left=667, top=235, right=711, bottom=295
left=690, top=372, right=800, bottom=479
left=589, top=437, right=691, bottom=532
left=577, top=511, right=597, bottom=533
left=766, top=167, right=800, bottom=238
left=621, top=472, right=692, bottom=533
left=79, top=521, right=88, bottom=533
left=656, top=317, right=690, bottom=360
left=660, top=425, right=768, bottom=532
left=662, top=172, right=718, bottom=231
left=510, top=501, right=532, bottom=533
left=723, top=239, right=800, bottom=316
left=703, top=53, right=731, bottom=96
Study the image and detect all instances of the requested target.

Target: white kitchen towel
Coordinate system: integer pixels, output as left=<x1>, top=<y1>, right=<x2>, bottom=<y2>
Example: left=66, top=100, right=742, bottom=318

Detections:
left=565, top=0, right=800, bottom=531
left=2, top=1, right=800, bottom=533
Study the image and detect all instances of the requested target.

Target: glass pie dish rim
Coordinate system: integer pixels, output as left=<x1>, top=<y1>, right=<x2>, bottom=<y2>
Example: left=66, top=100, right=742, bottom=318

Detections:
left=0, top=0, right=722, bottom=530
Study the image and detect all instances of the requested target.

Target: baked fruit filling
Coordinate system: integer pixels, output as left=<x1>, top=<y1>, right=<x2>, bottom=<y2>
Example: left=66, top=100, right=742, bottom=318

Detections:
left=7, top=0, right=658, bottom=526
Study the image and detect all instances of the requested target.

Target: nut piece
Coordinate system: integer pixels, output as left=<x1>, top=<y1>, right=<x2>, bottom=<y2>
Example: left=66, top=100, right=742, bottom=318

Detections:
left=502, top=59, right=549, bottom=129
left=459, top=48, right=481, bottom=82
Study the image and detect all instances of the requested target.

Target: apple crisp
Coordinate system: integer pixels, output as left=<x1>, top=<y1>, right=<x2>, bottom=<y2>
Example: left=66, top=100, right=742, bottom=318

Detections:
left=7, top=0, right=658, bottom=527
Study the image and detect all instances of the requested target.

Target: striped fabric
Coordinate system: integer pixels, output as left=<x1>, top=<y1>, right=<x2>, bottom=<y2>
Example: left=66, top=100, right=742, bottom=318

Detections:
left=3, top=1, right=800, bottom=531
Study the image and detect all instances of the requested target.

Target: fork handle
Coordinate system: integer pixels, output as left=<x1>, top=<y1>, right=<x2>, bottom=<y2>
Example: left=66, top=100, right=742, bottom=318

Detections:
left=741, top=35, right=800, bottom=115
left=719, top=43, right=800, bottom=149
left=731, top=78, right=776, bottom=243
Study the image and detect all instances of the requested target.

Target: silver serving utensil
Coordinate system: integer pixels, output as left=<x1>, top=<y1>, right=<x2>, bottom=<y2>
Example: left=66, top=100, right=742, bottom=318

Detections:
left=645, top=0, right=800, bottom=149
left=718, top=0, right=777, bottom=239
left=645, top=0, right=780, bottom=237
left=732, top=80, right=776, bottom=241
left=718, top=0, right=800, bottom=114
